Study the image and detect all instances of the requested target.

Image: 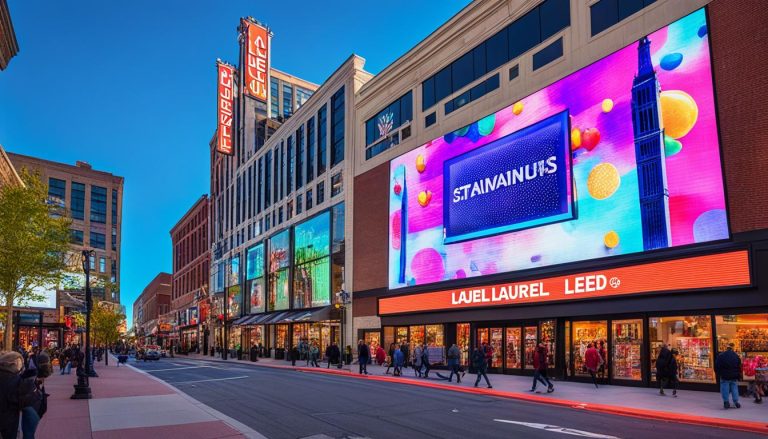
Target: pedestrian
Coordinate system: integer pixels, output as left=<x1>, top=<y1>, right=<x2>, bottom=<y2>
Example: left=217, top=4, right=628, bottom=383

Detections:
left=447, top=343, right=461, bottom=383
left=400, top=342, right=410, bottom=370
left=472, top=345, right=492, bottom=388
left=715, top=343, right=742, bottom=409
left=393, top=344, right=404, bottom=376
left=310, top=343, right=320, bottom=367
left=421, top=343, right=431, bottom=378
left=1, top=351, right=38, bottom=439
left=385, top=343, right=396, bottom=374
left=20, top=347, right=51, bottom=439
left=530, top=342, right=554, bottom=393
left=357, top=340, right=370, bottom=375
left=375, top=344, right=386, bottom=366
left=597, top=341, right=607, bottom=379
left=290, top=344, right=300, bottom=367
left=413, top=344, right=423, bottom=377
left=655, top=345, right=678, bottom=397
left=57, top=350, right=67, bottom=374
left=584, top=342, right=600, bottom=388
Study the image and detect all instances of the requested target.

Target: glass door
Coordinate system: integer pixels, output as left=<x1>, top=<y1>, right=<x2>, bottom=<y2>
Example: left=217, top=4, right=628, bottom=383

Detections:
left=524, top=326, right=537, bottom=369
left=540, top=320, right=556, bottom=368
left=489, top=328, right=503, bottom=370
left=572, top=320, right=608, bottom=378
left=505, top=327, right=522, bottom=369
left=612, top=319, right=643, bottom=381
left=457, top=323, right=470, bottom=366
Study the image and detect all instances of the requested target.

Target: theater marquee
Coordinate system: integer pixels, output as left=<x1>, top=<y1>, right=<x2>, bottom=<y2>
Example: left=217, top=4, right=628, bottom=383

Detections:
left=378, top=250, right=751, bottom=315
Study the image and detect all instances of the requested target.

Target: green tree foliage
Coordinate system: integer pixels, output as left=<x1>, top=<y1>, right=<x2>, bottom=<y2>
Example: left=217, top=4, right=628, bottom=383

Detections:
left=0, top=170, right=71, bottom=350
left=90, top=302, right=125, bottom=347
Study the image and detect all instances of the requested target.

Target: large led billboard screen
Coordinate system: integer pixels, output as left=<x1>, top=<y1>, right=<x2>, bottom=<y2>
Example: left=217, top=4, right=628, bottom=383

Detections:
left=293, top=212, right=331, bottom=308
left=389, top=9, right=727, bottom=289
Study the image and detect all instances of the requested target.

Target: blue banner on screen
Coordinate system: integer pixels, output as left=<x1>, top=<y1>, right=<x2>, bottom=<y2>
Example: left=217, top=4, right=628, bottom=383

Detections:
left=443, top=110, right=573, bottom=243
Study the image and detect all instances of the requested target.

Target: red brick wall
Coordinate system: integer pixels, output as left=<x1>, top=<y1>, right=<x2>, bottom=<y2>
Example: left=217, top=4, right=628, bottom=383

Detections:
left=352, top=296, right=377, bottom=318
left=353, top=162, right=390, bottom=292
left=709, top=0, right=768, bottom=233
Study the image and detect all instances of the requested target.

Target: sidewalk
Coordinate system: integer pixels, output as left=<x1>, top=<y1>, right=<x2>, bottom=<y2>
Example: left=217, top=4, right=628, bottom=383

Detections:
left=36, top=356, right=261, bottom=439
left=184, top=352, right=768, bottom=434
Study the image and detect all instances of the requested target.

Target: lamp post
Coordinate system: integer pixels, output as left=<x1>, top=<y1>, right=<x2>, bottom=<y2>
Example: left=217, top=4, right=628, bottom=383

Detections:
left=71, top=249, right=95, bottom=399
left=335, top=288, right=351, bottom=366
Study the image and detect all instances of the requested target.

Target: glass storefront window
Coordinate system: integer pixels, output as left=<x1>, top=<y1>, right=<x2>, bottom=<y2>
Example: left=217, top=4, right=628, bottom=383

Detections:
left=716, top=314, right=768, bottom=382
left=364, top=331, right=380, bottom=353
left=410, top=325, right=425, bottom=359
left=612, top=319, right=643, bottom=381
left=228, top=326, right=242, bottom=351
left=396, top=327, right=408, bottom=345
left=649, top=315, right=714, bottom=383
left=572, top=320, right=608, bottom=377
left=425, top=325, right=444, bottom=347
left=477, top=328, right=489, bottom=346
left=293, top=323, right=309, bottom=348
left=565, top=320, right=571, bottom=376
left=505, top=327, right=521, bottom=369
left=250, top=325, right=265, bottom=347
left=384, top=326, right=395, bottom=351
left=275, top=324, right=288, bottom=350
left=490, top=328, right=503, bottom=368
left=457, top=323, right=470, bottom=366
left=540, top=320, right=556, bottom=368
left=524, top=326, right=537, bottom=368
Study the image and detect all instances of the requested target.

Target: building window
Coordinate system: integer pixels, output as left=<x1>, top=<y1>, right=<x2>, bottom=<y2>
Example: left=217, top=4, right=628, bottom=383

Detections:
left=306, top=117, right=315, bottom=182
left=509, top=64, right=519, bottom=81
left=71, top=182, right=85, bottom=220
left=70, top=229, right=84, bottom=245
left=317, top=105, right=327, bottom=175
left=330, top=87, right=345, bottom=166
left=296, top=87, right=313, bottom=110
left=278, top=206, right=284, bottom=224
left=331, top=173, right=343, bottom=197
left=306, top=189, right=313, bottom=211
left=111, top=189, right=118, bottom=224
left=264, top=151, right=272, bottom=206
left=296, top=127, right=304, bottom=189
left=316, top=181, right=325, bottom=205
left=99, top=257, right=106, bottom=273
left=47, top=178, right=66, bottom=207
left=364, top=91, right=413, bottom=160
left=90, top=231, right=106, bottom=250
left=444, top=73, right=499, bottom=115
left=270, top=77, right=280, bottom=120
left=331, top=202, right=345, bottom=301
left=90, top=186, right=107, bottom=223
left=282, top=84, right=293, bottom=119
left=421, top=0, right=570, bottom=111
left=296, top=194, right=303, bottom=215
left=590, top=0, right=656, bottom=37
left=532, top=37, right=563, bottom=70
left=111, top=226, right=117, bottom=251
left=649, top=315, right=714, bottom=383
left=425, top=112, right=436, bottom=128
left=287, top=200, right=294, bottom=220
left=715, top=314, right=768, bottom=382
left=111, top=260, right=117, bottom=283
left=287, top=136, right=294, bottom=194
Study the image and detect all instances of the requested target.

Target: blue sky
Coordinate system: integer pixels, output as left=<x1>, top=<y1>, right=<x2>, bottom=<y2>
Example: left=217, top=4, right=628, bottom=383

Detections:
left=0, top=0, right=469, bottom=325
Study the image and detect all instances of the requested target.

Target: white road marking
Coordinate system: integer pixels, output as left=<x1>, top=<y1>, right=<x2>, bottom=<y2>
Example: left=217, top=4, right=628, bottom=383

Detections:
left=494, top=420, right=620, bottom=438
left=169, top=375, right=248, bottom=385
left=145, top=365, right=219, bottom=372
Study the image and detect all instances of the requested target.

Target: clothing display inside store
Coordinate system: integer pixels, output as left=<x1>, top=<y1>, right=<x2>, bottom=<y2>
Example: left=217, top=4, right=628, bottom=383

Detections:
left=650, top=316, right=713, bottom=383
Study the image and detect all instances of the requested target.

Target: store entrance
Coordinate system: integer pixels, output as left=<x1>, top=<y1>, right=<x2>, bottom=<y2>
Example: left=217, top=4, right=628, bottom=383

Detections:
left=474, top=320, right=556, bottom=375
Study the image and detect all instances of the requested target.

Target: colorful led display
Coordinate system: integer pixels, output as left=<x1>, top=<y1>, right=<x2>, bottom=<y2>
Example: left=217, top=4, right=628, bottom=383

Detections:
left=246, top=243, right=265, bottom=314
left=389, top=10, right=727, bottom=289
left=268, top=230, right=290, bottom=311
left=293, top=212, right=331, bottom=308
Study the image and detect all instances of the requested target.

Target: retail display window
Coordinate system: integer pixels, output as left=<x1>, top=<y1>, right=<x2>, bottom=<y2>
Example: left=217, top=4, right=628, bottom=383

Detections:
left=571, top=320, right=608, bottom=378
left=715, top=314, right=768, bottom=382
left=649, top=315, right=714, bottom=384
left=612, top=319, right=643, bottom=381
left=457, top=323, right=470, bottom=366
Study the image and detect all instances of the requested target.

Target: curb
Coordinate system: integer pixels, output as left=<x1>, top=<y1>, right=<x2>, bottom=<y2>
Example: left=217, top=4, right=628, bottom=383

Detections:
left=185, top=355, right=768, bottom=435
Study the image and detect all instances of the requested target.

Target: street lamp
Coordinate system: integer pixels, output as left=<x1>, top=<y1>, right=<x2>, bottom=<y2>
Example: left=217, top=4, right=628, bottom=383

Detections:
left=335, top=288, right=351, bottom=366
left=72, top=249, right=95, bottom=399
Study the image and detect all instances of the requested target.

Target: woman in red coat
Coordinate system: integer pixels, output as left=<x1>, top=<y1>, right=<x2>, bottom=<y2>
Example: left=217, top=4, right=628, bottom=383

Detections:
left=375, top=345, right=387, bottom=366
left=584, top=342, right=600, bottom=388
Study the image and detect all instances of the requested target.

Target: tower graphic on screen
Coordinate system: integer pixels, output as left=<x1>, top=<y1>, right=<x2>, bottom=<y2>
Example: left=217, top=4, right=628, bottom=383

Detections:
left=631, top=36, right=671, bottom=250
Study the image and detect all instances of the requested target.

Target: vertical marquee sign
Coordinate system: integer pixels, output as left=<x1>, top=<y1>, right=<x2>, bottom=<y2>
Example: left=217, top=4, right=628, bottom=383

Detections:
left=242, top=19, right=269, bottom=101
left=216, top=61, right=235, bottom=155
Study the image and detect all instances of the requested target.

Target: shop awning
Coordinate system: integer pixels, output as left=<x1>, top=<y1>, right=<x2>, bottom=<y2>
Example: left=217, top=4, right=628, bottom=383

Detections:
left=232, top=306, right=338, bottom=326
left=231, top=315, right=252, bottom=326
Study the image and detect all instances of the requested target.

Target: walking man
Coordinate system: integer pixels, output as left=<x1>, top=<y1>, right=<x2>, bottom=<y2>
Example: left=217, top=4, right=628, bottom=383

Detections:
left=530, top=342, right=554, bottom=393
left=447, top=343, right=461, bottom=383
left=473, top=344, right=492, bottom=388
left=357, top=340, right=370, bottom=375
left=715, top=343, right=742, bottom=409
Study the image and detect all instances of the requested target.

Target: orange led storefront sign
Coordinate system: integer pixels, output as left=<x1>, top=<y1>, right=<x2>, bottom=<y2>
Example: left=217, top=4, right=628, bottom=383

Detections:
left=379, top=250, right=751, bottom=315
left=216, top=62, right=235, bottom=156
left=243, top=20, right=269, bottom=101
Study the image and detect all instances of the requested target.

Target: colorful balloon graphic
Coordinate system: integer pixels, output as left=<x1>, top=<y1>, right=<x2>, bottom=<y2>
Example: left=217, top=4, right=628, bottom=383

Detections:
left=601, top=99, right=614, bottom=113
left=581, top=128, right=601, bottom=151
left=587, top=163, right=621, bottom=200
left=411, top=248, right=445, bottom=284
left=660, top=90, right=699, bottom=139
left=477, top=114, right=496, bottom=136
left=417, top=190, right=432, bottom=207
left=664, top=136, right=683, bottom=157
left=512, top=101, right=524, bottom=115
left=660, top=53, right=684, bottom=71
left=393, top=181, right=402, bottom=195
left=693, top=209, right=728, bottom=243
left=391, top=211, right=401, bottom=249
left=604, top=230, right=620, bottom=249
left=415, top=154, right=426, bottom=173
left=571, top=128, right=582, bottom=149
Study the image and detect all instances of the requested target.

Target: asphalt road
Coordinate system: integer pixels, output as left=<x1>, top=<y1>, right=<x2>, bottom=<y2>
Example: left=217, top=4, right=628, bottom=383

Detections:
left=132, top=357, right=762, bottom=439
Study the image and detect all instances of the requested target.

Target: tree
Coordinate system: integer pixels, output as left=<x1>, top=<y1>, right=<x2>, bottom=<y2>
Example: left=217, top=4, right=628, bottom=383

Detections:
left=0, top=169, right=71, bottom=350
left=90, top=301, right=125, bottom=347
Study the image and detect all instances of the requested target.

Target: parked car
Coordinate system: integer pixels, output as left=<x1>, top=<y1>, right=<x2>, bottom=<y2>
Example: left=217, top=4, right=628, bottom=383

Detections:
left=144, top=349, right=161, bottom=361
left=159, top=349, right=168, bottom=358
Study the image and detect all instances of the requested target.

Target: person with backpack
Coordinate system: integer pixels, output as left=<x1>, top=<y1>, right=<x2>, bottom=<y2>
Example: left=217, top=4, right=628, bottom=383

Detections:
left=531, top=342, right=554, bottom=393
left=420, top=343, right=431, bottom=378
left=1, top=351, right=38, bottom=439
left=473, top=344, right=492, bottom=388
left=21, top=348, right=51, bottom=439
left=413, top=344, right=423, bottom=377
left=715, top=343, right=742, bottom=409
left=375, top=344, right=386, bottom=366
left=655, top=345, right=678, bottom=397
left=447, top=343, right=462, bottom=383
